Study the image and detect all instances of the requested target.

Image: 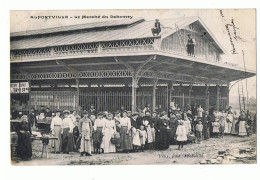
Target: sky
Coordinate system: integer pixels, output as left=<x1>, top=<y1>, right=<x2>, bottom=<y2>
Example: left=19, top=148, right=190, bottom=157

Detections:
left=10, top=9, right=256, bottom=99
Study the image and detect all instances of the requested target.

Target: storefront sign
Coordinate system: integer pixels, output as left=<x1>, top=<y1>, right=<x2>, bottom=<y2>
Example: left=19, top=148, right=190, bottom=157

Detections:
left=10, top=82, right=29, bottom=94
left=10, top=83, right=20, bottom=94
left=19, top=82, right=29, bottom=93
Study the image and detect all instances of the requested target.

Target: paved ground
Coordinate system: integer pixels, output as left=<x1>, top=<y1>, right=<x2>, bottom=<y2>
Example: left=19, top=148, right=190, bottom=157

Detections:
left=12, top=134, right=257, bottom=165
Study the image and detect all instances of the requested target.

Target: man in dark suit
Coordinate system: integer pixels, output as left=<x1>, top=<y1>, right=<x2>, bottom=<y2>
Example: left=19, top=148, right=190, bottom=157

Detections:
left=28, top=108, right=37, bottom=131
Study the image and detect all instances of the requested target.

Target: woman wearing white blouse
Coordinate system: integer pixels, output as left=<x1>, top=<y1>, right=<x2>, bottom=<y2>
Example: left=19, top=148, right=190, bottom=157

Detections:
left=50, top=110, right=62, bottom=153
left=61, top=110, right=74, bottom=154
left=120, top=111, right=132, bottom=153
left=103, top=113, right=116, bottom=153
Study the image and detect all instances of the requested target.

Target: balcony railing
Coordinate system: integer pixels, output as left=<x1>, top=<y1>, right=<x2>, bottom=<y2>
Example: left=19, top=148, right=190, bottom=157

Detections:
left=10, top=37, right=222, bottom=64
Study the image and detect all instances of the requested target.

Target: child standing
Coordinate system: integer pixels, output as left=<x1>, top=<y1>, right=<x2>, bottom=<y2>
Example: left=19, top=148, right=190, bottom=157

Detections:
left=195, top=120, right=203, bottom=144
left=176, top=121, right=187, bottom=150
left=139, top=125, right=147, bottom=152
left=132, top=127, right=141, bottom=152
left=212, top=120, right=220, bottom=138
left=218, top=115, right=225, bottom=138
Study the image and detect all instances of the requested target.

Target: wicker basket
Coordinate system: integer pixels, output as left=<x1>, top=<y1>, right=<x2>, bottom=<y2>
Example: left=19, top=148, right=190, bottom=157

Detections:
left=110, top=137, right=121, bottom=145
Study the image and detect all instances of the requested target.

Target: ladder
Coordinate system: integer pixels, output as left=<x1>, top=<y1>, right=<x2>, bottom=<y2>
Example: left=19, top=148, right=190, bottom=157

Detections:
left=238, top=80, right=246, bottom=112
left=175, top=24, right=187, bottom=53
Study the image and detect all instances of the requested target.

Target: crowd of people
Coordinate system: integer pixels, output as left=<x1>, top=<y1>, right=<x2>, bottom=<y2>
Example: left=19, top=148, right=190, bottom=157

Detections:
left=11, top=102, right=257, bottom=159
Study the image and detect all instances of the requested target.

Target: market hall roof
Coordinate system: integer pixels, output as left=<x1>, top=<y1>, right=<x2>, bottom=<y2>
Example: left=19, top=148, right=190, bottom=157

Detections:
left=10, top=17, right=256, bottom=84
left=10, top=16, right=225, bottom=53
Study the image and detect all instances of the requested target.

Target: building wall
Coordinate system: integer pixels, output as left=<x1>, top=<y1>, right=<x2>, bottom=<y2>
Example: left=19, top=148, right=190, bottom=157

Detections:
left=161, top=28, right=221, bottom=62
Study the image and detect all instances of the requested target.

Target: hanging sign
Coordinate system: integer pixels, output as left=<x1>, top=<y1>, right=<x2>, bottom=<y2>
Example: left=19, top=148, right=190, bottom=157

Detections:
left=10, top=82, right=29, bottom=94
left=10, top=83, right=20, bottom=94
left=19, top=82, right=29, bottom=93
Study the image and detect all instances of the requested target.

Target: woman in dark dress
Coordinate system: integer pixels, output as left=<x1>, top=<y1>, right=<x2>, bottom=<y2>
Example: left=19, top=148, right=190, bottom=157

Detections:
left=155, top=111, right=170, bottom=150
left=16, top=115, right=32, bottom=160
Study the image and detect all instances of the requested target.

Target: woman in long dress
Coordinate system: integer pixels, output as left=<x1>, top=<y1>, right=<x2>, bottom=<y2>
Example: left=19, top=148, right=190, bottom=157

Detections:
left=231, top=111, right=239, bottom=135
left=224, top=111, right=233, bottom=134
left=238, top=111, right=247, bottom=137
left=120, top=110, right=132, bottom=153
left=154, top=111, right=170, bottom=150
left=103, top=113, right=116, bottom=153
left=16, top=115, right=32, bottom=160
left=61, top=110, right=74, bottom=154
left=50, top=110, right=62, bottom=153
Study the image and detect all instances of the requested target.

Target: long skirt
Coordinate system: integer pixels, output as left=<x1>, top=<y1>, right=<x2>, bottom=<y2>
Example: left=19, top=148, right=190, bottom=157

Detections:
left=103, top=128, right=116, bottom=153
left=52, top=125, right=62, bottom=152
left=93, top=127, right=103, bottom=148
left=155, top=129, right=170, bottom=150
left=224, top=122, right=232, bottom=134
left=146, top=126, right=154, bottom=143
left=231, top=119, right=239, bottom=135
left=203, top=124, right=209, bottom=139
left=239, top=121, right=247, bottom=136
left=17, top=131, right=32, bottom=160
left=61, top=128, right=74, bottom=153
left=80, top=134, right=91, bottom=154
left=120, top=126, right=132, bottom=151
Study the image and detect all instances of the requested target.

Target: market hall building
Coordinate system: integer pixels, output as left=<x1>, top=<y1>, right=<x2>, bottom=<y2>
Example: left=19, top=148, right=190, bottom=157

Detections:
left=10, top=17, right=256, bottom=114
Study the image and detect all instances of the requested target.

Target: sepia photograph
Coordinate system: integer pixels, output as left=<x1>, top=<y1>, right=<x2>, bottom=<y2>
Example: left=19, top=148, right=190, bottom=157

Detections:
left=9, top=9, right=256, bottom=166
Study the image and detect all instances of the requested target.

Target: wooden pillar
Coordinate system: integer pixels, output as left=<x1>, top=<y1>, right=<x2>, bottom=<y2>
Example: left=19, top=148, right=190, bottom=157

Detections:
left=205, top=84, right=209, bottom=111
left=188, top=84, right=193, bottom=105
left=152, top=79, right=158, bottom=112
left=131, top=72, right=137, bottom=113
left=28, top=80, right=31, bottom=111
left=216, top=85, right=220, bottom=111
left=75, top=78, right=80, bottom=111
left=227, top=83, right=230, bottom=108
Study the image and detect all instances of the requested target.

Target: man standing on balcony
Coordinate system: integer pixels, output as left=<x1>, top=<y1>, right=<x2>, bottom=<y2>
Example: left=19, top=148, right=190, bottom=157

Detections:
left=186, top=34, right=196, bottom=57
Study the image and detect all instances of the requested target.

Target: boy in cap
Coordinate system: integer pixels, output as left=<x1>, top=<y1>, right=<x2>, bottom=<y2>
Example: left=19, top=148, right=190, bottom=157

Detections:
left=78, top=110, right=93, bottom=156
left=195, top=120, right=203, bottom=144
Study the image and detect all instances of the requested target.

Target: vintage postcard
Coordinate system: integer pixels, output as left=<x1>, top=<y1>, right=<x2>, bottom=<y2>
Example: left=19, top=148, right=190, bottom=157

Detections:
left=10, top=9, right=256, bottom=166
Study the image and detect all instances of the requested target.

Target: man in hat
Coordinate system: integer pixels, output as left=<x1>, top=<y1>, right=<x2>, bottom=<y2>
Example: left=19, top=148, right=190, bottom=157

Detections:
left=39, top=105, right=46, bottom=116
left=79, top=110, right=93, bottom=156
left=186, top=34, right=196, bottom=56
left=69, top=110, right=81, bottom=150
left=127, top=111, right=132, bottom=119
left=120, top=105, right=125, bottom=117
left=61, top=110, right=74, bottom=154
left=45, top=108, right=52, bottom=118
left=88, top=104, right=96, bottom=116
left=151, top=19, right=161, bottom=36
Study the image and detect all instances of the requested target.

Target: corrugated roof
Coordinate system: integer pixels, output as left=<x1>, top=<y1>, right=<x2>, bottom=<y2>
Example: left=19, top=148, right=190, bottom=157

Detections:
left=10, top=16, right=225, bottom=53
left=10, top=17, right=144, bottom=37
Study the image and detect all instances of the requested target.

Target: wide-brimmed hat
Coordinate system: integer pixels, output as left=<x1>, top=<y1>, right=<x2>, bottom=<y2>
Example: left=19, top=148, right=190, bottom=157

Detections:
left=63, top=110, right=70, bottom=114
left=132, top=112, right=139, bottom=116
left=82, top=110, right=88, bottom=115
left=97, top=112, right=103, bottom=116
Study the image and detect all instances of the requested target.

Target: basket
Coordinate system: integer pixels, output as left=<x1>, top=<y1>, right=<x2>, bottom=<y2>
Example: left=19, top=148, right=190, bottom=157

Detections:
left=111, top=137, right=121, bottom=145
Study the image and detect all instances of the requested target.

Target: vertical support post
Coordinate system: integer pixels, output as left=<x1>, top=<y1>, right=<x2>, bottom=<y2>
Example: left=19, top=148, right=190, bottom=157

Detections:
left=226, top=83, right=230, bottom=108
left=152, top=79, right=158, bottom=112
left=205, top=84, right=209, bottom=111
left=28, top=80, right=31, bottom=111
left=168, top=82, right=173, bottom=109
left=76, top=78, right=80, bottom=112
left=97, top=80, right=101, bottom=112
left=216, top=85, right=220, bottom=111
left=131, top=72, right=137, bottom=113
left=188, top=84, right=193, bottom=105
